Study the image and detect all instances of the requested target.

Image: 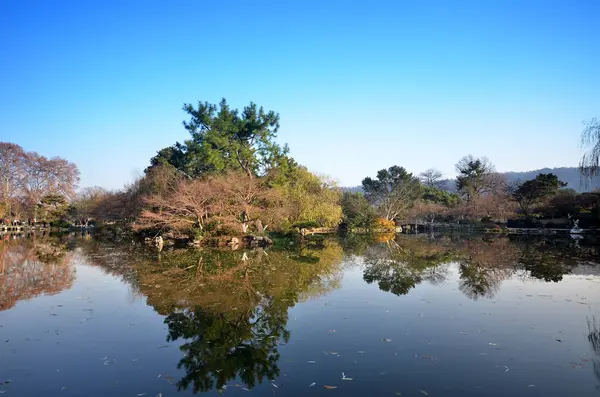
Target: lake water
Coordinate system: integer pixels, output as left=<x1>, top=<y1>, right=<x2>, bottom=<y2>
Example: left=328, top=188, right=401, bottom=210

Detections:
left=1, top=233, right=600, bottom=396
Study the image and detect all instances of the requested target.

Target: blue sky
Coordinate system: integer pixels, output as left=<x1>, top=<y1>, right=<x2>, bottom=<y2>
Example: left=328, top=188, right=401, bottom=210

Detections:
left=1, top=0, right=599, bottom=189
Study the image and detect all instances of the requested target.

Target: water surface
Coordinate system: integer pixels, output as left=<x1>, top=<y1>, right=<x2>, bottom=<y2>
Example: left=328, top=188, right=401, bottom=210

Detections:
left=1, top=233, right=599, bottom=396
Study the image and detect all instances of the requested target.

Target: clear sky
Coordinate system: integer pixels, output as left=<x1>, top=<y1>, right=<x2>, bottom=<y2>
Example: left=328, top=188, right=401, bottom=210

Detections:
left=1, top=0, right=599, bottom=189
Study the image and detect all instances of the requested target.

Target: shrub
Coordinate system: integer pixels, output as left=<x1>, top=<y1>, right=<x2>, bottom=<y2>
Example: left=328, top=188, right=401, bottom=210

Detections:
left=374, top=218, right=396, bottom=231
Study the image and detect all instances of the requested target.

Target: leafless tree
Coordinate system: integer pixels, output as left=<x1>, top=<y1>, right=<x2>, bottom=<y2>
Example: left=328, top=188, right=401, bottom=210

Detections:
left=419, top=168, right=444, bottom=188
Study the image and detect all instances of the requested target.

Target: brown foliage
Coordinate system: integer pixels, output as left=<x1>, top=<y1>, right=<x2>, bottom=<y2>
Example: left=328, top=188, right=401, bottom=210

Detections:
left=135, top=172, right=289, bottom=234
left=136, top=177, right=217, bottom=233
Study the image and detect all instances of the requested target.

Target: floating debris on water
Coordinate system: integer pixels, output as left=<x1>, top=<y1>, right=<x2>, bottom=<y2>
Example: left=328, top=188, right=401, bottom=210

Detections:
left=418, top=390, right=429, bottom=396
left=309, top=383, right=316, bottom=387
left=324, top=385, right=338, bottom=390
left=383, top=338, right=392, bottom=343
left=504, top=366, right=510, bottom=372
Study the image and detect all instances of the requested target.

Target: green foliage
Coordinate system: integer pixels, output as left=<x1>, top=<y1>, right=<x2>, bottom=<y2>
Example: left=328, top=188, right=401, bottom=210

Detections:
left=284, top=167, right=342, bottom=228
left=362, top=165, right=421, bottom=221
left=37, top=194, right=69, bottom=223
left=421, top=186, right=459, bottom=206
left=511, top=173, right=566, bottom=216
left=340, top=191, right=377, bottom=230
left=149, top=99, right=290, bottom=178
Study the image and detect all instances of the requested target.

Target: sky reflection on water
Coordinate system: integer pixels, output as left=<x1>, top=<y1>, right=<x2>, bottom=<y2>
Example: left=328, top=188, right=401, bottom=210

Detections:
left=0, top=233, right=599, bottom=396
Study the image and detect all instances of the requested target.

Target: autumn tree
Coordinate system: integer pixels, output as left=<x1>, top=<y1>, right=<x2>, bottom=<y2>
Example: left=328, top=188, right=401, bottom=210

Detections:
left=362, top=166, right=421, bottom=221
left=509, top=173, right=566, bottom=217
left=211, top=172, right=288, bottom=233
left=136, top=177, right=217, bottom=234
left=284, top=167, right=342, bottom=228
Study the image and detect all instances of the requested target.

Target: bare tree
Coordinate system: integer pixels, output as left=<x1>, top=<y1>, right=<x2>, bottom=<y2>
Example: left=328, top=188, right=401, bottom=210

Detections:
left=419, top=169, right=444, bottom=188
left=0, top=143, right=79, bottom=218
left=136, top=178, right=217, bottom=233
left=211, top=172, right=287, bottom=233
left=0, top=143, right=27, bottom=215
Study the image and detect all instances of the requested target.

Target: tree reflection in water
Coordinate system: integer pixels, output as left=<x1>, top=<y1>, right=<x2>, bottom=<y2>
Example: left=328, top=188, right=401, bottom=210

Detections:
left=362, top=234, right=599, bottom=300
left=0, top=234, right=75, bottom=311
left=133, top=238, right=344, bottom=393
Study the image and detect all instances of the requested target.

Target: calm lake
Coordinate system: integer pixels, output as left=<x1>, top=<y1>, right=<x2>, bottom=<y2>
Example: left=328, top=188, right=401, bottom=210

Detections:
left=1, top=233, right=599, bottom=396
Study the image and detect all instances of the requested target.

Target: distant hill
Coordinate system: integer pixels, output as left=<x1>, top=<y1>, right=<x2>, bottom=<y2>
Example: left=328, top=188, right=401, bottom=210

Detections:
left=344, top=167, right=600, bottom=193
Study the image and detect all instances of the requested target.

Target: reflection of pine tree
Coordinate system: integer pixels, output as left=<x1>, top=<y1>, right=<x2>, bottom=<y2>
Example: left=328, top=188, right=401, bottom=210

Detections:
left=362, top=239, right=455, bottom=296
left=165, top=301, right=290, bottom=393
left=458, top=263, right=497, bottom=300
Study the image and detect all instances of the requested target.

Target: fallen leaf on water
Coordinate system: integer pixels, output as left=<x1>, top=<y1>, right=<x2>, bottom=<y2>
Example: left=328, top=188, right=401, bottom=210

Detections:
left=137, top=394, right=147, bottom=396
left=419, top=390, right=429, bottom=396
left=308, top=361, right=316, bottom=364
left=395, top=393, right=402, bottom=396
left=309, top=382, right=316, bottom=387
left=271, top=383, right=278, bottom=388
left=242, top=388, right=249, bottom=392
left=504, top=366, right=510, bottom=372
left=528, top=385, right=536, bottom=388
left=383, top=338, right=392, bottom=343
left=156, top=394, right=163, bottom=397
left=324, top=385, right=338, bottom=390
left=555, top=339, right=562, bottom=343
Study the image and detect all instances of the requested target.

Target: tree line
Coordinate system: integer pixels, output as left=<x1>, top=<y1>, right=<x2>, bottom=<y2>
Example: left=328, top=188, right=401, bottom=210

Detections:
left=2, top=103, right=599, bottom=234
left=343, top=155, right=599, bottom=231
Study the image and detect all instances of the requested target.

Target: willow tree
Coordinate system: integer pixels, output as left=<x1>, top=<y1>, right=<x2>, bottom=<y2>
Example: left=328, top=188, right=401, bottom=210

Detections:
left=580, top=118, right=600, bottom=181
